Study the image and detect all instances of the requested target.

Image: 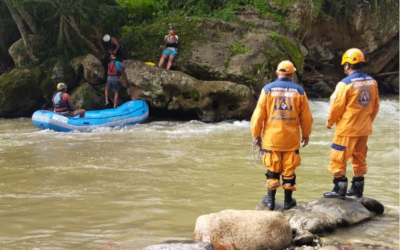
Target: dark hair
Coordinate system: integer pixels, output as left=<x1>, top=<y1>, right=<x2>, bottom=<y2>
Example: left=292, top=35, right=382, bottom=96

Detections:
left=349, top=63, right=363, bottom=70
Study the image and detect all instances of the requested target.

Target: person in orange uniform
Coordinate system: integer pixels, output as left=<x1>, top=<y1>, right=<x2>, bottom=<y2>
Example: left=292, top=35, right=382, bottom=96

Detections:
left=323, top=48, right=379, bottom=199
left=251, top=60, right=313, bottom=210
left=52, top=83, right=85, bottom=118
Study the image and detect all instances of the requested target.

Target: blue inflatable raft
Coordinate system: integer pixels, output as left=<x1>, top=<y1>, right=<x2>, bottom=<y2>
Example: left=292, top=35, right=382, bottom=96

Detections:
left=32, top=100, right=149, bottom=132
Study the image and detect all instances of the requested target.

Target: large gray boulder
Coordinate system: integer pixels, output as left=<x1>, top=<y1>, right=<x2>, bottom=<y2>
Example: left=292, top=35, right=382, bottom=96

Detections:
left=194, top=209, right=292, bottom=250
left=306, top=198, right=372, bottom=226
left=289, top=211, right=337, bottom=234
left=124, top=60, right=256, bottom=122
left=256, top=196, right=383, bottom=235
left=71, top=82, right=104, bottom=110
left=82, top=54, right=105, bottom=84
left=126, top=17, right=305, bottom=95
left=8, top=35, right=47, bottom=68
left=0, top=68, right=45, bottom=117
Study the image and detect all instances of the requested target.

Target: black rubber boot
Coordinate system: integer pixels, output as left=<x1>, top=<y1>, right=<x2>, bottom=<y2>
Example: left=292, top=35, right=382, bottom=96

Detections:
left=347, top=177, right=364, bottom=197
left=283, top=190, right=297, bottom=210
left=262, top=189, right=276, bottom=210
left=324, top=176, right=348, bottom=199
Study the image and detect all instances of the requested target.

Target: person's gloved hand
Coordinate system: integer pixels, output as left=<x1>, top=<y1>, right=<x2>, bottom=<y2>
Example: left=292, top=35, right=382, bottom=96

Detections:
left=253, top=137, right=262, bottom=149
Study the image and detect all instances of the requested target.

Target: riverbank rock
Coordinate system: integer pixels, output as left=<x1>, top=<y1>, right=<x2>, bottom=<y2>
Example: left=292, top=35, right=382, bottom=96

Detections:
left=255, top=196, right=383, bottom=237
left=70, top=82, right=104, bottom=110
left=124, top=60, right=255, bottom=122
left=193, top=209, right=292, bottom=250
left=306, top=198, right=372, bottom=226
left=123, top=17, right=305, bottom=96
left=142, top=240, right=213, bottom=250
left=8, top=35, right=47, bottom=68
left=82, top=54, right=105, bottom=84
left=0, top=68, right=45, bottom=118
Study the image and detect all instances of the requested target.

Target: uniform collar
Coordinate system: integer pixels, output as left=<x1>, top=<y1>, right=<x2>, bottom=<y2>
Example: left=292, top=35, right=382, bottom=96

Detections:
left=276, top=77, right=292, bottom=81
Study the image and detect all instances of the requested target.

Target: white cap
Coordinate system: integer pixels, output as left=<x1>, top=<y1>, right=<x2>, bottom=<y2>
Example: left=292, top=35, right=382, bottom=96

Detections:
left=103, top=34, right=110, bottom=42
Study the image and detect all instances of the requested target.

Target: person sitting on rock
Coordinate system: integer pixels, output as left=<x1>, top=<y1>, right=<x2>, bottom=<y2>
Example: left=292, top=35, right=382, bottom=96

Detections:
left=52, top=83, right=85, bottom=117
left=105, top=54, right=125, bottom=108
left=158, top=24, right=178, bottom=70
left=103, top=34, right=127, bottom=61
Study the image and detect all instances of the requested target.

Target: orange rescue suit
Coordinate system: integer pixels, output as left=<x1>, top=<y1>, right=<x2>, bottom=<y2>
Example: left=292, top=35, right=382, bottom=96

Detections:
left=327, top=71, right=379, bottom=177
left=251, top=77, right=313, bottom=190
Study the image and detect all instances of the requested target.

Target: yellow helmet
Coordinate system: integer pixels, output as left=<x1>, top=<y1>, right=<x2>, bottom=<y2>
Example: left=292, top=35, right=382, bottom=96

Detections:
left=57, top=83, right=67, bottom=90
left=110, top=54, right=116, bottom=60
left=341, top=48, right=365, bottom=65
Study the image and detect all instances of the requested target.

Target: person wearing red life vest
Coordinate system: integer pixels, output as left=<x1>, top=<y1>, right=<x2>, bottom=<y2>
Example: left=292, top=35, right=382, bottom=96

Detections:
left=52, top=83, right=85, bottom=117
left=105, top=54, right=125, bottom=108
left=323, top=48, right=380, bottom=199
left=251, top=60, right=313, bottom=211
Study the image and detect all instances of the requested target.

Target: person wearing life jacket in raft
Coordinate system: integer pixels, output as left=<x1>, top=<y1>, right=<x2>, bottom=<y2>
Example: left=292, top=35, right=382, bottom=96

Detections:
left=103, top=34, right=127, bottom=61
left=52, top=83, right=85, bottom=118
left=158, top=24, right=178, bottom=70
left=105, top=54, right=125, bottom=108
left=323, top=48, right=380, bottom=199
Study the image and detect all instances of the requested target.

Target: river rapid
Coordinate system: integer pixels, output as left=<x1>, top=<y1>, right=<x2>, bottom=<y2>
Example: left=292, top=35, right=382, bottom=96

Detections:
left=0, top=98, right=398, bottom=250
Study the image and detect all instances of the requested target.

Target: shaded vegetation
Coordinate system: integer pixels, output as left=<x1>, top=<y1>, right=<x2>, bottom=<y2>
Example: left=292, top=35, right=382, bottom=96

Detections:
left=0, top=0, right=397, bottom=72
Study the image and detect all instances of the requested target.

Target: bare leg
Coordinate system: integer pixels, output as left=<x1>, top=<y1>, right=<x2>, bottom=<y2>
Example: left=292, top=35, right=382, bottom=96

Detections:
left=158, top=54, right=167, bottom=67
left=105, top=88, right=109, bottom=104
left=166, top=55, right=175, bottom=70
left=114, top=90, right=119, bottom=108
left=74, top=109, right=86, bottom=118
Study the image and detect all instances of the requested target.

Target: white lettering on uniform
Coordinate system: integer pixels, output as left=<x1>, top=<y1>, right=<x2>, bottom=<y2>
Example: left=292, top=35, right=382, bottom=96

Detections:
left=271, top=92, right=297, bottom=97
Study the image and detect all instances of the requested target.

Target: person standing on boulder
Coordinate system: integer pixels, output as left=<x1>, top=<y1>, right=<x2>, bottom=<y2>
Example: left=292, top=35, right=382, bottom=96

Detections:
left=323, top=48, right=379, bottom=199
left=105, top=54, right=125, bottom=108
left=251, top=60, right=313, bottom=211
left=158, top=24, right=178, bottom=70
left=103, top=34, right=127, bottom=61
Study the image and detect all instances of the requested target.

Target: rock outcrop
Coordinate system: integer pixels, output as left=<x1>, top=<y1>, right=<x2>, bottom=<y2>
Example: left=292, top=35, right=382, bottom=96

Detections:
left=82, top=54, right=106, bottom=85
left=0, top=68, right=45, bottom=118
left=141, top=197, right=385, bottom=250
left=124, top=60, right=256, bottom=122
left=193, top=209, right=292, bottom=250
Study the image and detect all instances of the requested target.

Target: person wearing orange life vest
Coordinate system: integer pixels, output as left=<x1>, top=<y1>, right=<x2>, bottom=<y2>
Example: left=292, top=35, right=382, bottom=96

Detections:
left=251, top=60, right=313, bottom=211
left=323, top=48, right=379, bottom=199
left=52, top=83, right=85, bottom=117
left=105, top=54, right=125, bottom=108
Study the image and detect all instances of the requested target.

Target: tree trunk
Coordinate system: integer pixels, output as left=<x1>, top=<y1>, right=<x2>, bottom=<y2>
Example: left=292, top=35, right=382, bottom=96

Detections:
left=57, top=15, right=63, bottom=47
left=4, top=0, right=39, bottom=64
left=62, top=18, right=75, bottom=51
left=17, top=6, right=38, bottom=35
left=62, top=14, right=101, bottom=56
left=93, top=25, right=105, bottom=54
left=50, top=0, right=100, bottom=56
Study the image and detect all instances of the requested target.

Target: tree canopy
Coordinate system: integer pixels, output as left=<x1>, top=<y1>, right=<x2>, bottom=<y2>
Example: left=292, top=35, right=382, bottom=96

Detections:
left=0, top=0, right=396, bottom=72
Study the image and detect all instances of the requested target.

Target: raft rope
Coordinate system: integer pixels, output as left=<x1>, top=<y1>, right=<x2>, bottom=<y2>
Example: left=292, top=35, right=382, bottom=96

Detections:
left=248, top=137, right=263, bottom=165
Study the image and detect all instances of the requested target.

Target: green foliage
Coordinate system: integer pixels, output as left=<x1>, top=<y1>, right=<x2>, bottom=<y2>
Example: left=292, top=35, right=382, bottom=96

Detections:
left=230, top=39, right=250, bottom=55
left=211, top=3, right=238, bottom=21
left=268, top=32, right=304, bottom=74
left=312, top=0, right=397, bottom=20
left=0, top=1, right=19, bottom=70
left=0, top=89, right=6, bottom=104
left=116, top=0, right=155, bottom=23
